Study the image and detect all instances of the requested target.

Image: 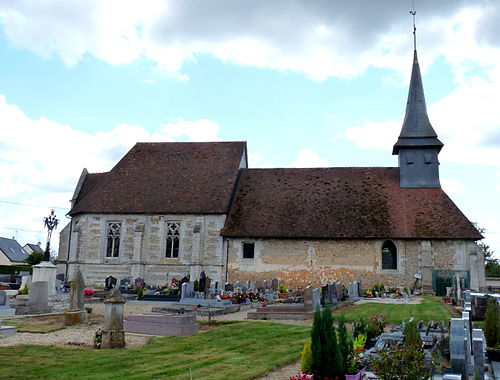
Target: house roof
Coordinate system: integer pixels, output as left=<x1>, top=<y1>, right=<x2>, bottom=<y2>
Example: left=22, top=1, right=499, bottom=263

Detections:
left=69, top=141, right=247, bottom=215
left=221, top=167, right=482, bottom=240
left=0, top=237, right=28, bottom=263
left=24, top=243, right=44, bottom=253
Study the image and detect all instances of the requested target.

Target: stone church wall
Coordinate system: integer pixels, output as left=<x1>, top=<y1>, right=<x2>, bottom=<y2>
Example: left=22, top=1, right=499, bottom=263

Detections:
left=57, top=213, right=227, bottom=287
left=226, top=238, right=485, bottom=291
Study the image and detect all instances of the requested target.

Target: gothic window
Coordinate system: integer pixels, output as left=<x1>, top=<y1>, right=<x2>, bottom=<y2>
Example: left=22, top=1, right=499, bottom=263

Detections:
left=166, top=222, right=180, bottom=258
left=381, top=240, right=397, bottom=270
left=106, top=222, right=121, bottom=257
left=242, top=242, right=255, bottom=259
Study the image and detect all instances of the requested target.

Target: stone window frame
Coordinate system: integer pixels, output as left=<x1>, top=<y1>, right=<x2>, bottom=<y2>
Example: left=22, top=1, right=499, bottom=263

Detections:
left=242, top=241, right=255, bottom=260
left=164, top=220, right=181, bottom=259
left=380, top=239, right=399, bottom=271
left=104, top=220, right=122, bottom=259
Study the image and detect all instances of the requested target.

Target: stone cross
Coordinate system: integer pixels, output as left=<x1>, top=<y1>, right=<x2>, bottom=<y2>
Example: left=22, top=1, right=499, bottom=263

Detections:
left=101, top=288, right=126, bottom=349
left=69, top=269, right=85, bottom=311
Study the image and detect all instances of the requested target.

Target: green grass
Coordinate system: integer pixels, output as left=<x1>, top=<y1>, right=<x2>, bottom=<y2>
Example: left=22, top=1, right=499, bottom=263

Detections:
left=334, top=297, right=452, bottom=324
left=0, top=321, right=310, bottom=380
left=2, top=321, right=66, bottom=333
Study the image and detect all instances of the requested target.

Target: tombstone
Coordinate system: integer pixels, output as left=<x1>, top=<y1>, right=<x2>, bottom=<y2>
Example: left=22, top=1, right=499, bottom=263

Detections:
left=64, top=269, right=88, bottom=325
left=463, top=290, right=471, bottom=303
left=312, top=288, right=321, bottom=310
left=199, top=272, right=207, bottom=292
left=224, top=282, right=233, bottom=292
left=101, top=288, right=126, bottom=349
left=181, top=282, right=194, bottom=299
left=0, top=290, right=15, bottom=317
left=271, top=278, right=279, bottom=291
left=472, top=328, right=485, bottom=380
left=328, top=282, right=337, bottom=304
left=462, top=311, right=473, bottom=375
left=31, top=261, right=57, bottom=296
left=19, top=275, right=31, bottom=292
left=250, top=282, right=257, bottom=291
left=119, top=278, right=131, bottom=292
left=245, top=281, right=251, bottom=291
left=235, top=280, right=243, bottom=290
left=262, top=280, right=267, bottom=290
left=105, top=276, right=117, bottom=292
left=27, top=281, right=52, bottom=313
left=450, top=318, right=467, bottom=376
left=304, top=286, right=314, bottom=311
left=214, top=281, right=219, bottom=290
left=321, top=285, right=329, bottom=305
left=134, top=277, right=145, bottom=288
left=204, top=277, right=211, bottom=294
left=335, top=282, right=344, bottom=301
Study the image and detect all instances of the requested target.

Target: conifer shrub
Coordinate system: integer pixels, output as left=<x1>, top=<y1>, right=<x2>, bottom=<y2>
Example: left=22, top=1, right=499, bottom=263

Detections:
left=338, top=314, right=352, bottom=374
left=310, top=306, right=343, bottom=378
left=484, top=296, right=500, bottom=348
left=403, top=320, right=422, bottom=348
left=300, top=341, right=313, bottom=373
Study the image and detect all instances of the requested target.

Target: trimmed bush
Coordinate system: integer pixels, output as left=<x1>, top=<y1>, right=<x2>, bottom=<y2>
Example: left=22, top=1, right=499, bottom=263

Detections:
left=300, top=341, right=312, bottom=373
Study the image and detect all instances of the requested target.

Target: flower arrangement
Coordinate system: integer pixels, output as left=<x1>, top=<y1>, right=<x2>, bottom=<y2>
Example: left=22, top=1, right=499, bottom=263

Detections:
left=84, top=288, right=94, bottom=297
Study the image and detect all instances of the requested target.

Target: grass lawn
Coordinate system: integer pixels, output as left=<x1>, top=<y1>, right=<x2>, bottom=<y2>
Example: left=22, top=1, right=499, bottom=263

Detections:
left=334, top=297, right=453, bottom=324
left=0, top=321, right=310, bottom=380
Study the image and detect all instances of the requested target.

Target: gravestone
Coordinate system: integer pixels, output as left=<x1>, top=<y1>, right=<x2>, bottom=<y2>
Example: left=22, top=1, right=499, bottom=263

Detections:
left=450, top=318, right=466, bottom=376
left=303, top=286, right=314, bottom=311
left=32, top=261, right=57, bottom=296
left=328, top=282, right=337, bottom=304
left=462, top=311, right=473, bottom=375
left=335, top=283, right=344, bottom=301
left=199, top=272, right=207, bottom=292
left=101, top=288, right=126, bottom=349
left=19, top=275, right=31, bottom=292
left=64, top=269, right=88, bottom=325
left=0, top=290, right=15, bottom=317
left=271, top=278, right=279, bottom=291
left=27, top=281, right=52, bottom=314
left=235, top=280, right=242, bottom=290
left=181, top=282, right=194, bottom=299
left=356, top=281, right=362, bottom=298
left=321, top=285, right=329, bottom=305
left=262, top=280, right=267, bottom=290
left=312, top=288, right=321, bottom=310
left=224, top=282, right=233, bottom=292
left=472, top=329, right=485, bottom=380
left=245, top=281, right=251, bottom=291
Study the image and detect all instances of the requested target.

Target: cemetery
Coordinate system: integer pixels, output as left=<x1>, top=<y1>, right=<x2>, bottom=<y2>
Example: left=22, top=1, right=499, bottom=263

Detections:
left=0, top=267, right=499, bottom=379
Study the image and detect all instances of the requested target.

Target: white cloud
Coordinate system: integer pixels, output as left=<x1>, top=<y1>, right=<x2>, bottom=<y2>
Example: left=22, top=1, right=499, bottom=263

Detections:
left=344, top=74, right=500, bottom=165
left=288, top=149, right=328, bottom=168
left=143, top=79, right=155, bottom=85
left=441, top=178, right=468, bottom=195
left=1, top=1, right=500, bottom=81
left=162, top=118, right=221, bottom=142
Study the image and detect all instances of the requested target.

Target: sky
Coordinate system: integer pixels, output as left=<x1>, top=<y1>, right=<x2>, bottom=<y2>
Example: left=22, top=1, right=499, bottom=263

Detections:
left=0, top=0, right=499, bottom=257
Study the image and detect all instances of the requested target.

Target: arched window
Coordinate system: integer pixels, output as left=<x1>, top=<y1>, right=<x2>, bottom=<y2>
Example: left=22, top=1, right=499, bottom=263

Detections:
left=381, top=240, right=397, bottom=270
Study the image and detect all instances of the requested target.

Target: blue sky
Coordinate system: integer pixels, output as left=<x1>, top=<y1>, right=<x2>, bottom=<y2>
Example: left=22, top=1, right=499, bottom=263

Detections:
left=0, top=0, right=499, bottom=256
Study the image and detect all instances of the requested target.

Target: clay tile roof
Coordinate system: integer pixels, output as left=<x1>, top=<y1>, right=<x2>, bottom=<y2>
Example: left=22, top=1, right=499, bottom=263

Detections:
left=69, top=141, right=246, bottom=215
left=221, top=167, right=481, bottom=240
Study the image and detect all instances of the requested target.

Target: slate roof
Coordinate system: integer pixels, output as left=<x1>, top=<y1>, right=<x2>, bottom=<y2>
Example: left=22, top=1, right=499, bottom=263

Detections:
left=69, top=141, right=247, bottom=215
left=24, top=243, right=44, bottom=253
left=221, top=167, right=482, bottom=240
left=0, top=237, right=28, bottom=263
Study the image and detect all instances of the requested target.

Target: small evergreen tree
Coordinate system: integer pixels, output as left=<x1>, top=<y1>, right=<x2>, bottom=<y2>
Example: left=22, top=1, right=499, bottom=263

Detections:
left=300, top=341, right=313, bottom=373
left=311, top=306, right=323, bottom=374
left=338, top=314, right=352, bottom=374
left=484, top=296, right=500, bottom=348
left=322, top=306, right=343, bottom=377
left=403, top=320, right=422, bottom=348
left=26, top=251, right=44, bottom=265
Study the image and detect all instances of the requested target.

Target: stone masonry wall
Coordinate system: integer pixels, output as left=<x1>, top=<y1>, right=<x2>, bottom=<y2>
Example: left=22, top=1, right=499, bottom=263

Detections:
left=227, top=238, right=484, bottom=290
left=58, top=213, right=226, bottom=287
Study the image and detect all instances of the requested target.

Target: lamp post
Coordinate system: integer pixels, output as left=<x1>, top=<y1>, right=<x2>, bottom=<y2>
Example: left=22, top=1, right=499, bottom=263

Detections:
left=42, top=209, right=59, bottom=262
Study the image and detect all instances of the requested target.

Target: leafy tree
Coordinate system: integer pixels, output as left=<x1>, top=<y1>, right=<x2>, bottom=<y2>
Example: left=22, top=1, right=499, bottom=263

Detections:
left=474, top=223, right=499, bottom=277
left=26, top=251, right=44, bottom=265
left=484, top=296, right=500, bottom=348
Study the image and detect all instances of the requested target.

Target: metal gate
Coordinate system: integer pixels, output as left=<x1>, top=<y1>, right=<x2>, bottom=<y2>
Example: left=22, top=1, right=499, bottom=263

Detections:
left=432, top=270, right=470, bottom=296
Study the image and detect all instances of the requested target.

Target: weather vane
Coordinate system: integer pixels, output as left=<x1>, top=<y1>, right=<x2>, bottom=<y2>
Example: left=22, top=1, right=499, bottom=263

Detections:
left=410, top=0, right=417, bottom=51
left=42, top=209, right=59, bottom=262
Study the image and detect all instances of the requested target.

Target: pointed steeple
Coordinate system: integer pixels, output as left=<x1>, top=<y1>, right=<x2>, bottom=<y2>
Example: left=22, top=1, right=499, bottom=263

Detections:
left=393, top=50, right=443, bottom=188
left=393, top=50, right=443, bottom=155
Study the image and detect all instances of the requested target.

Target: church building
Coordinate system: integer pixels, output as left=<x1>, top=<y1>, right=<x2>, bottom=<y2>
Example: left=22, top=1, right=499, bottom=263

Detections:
left=57, top=48, right=485, bottom=293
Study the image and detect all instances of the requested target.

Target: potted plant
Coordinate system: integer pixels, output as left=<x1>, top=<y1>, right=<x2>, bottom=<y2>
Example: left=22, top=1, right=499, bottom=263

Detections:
left=346, top=334, right=367, bottom=380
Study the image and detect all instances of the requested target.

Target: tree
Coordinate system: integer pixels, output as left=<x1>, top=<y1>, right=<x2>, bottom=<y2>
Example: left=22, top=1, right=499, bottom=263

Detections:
left=474, top=223, right=499, bottom=277
left=311, top=306, right=343, bottom=378
left=403, top=320, right=422, bottom=348
left=26, top=251, right=44, bottom=265
left=484, top=296, right=500, bottom=348
left=338, top=314, right=352, bottom=374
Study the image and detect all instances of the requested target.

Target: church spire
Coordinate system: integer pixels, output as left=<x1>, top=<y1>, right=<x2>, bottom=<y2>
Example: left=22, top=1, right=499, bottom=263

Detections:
left=393, top=7, right=443, bottom=188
